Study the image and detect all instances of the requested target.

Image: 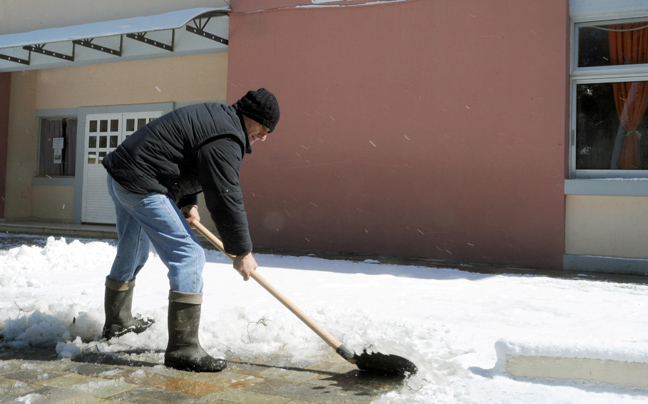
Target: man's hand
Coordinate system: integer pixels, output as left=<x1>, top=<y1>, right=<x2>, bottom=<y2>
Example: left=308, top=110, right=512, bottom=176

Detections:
left=181, top=205, right=200, bottom=227
left=233, top=253, right=258, bottom=281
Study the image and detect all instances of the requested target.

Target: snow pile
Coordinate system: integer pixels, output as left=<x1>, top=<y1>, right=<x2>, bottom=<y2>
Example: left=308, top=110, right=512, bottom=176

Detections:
left=2, top=235, right=648, bottom=403
left=495, top=338, right=648, bottom=367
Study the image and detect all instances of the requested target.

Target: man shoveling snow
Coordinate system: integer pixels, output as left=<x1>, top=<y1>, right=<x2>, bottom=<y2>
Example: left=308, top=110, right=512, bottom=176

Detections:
left=100, top=88, right=280, bottom=373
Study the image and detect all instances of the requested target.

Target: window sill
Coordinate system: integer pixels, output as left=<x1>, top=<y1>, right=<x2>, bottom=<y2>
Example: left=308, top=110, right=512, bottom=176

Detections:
left=32, top=176, right=76, bottom=186
left=565, top=179, right=648, bottom=196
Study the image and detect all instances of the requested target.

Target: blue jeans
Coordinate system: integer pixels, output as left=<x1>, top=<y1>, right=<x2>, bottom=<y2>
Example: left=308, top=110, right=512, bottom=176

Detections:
left=106, top=175, right=205, bottom=293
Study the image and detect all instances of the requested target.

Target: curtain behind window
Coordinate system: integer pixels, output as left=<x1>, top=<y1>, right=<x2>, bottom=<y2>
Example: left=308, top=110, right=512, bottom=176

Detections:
left=609, top=23, right=648, bottom=169
left=64, top=119, right=77, bottom=176
left=40, top=119, right=62, bottom=176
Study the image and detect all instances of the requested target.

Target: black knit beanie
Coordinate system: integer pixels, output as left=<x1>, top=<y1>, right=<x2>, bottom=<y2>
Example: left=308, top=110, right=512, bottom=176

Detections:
left=236, top=88, right=280, bottom=133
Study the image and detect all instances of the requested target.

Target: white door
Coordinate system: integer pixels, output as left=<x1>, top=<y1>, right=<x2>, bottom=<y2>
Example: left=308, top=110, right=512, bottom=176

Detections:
left=82, top=111, right=162, bottom=224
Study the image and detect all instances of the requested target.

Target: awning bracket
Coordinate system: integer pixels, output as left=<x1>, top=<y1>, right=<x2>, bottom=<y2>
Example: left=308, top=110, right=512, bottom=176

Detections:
left=126, top=32, right=174, bottom=52
left=23, top=44, right=74, bottom=61
left=186, top=16, right=228, bottom=45
left=73, top=38, right=122, bottom=57
left=0, top=52, right=30, bottom=65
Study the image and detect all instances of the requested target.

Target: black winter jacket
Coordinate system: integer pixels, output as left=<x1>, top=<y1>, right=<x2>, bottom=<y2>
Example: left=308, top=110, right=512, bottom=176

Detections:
left=103, top=102, right=253, bottom=255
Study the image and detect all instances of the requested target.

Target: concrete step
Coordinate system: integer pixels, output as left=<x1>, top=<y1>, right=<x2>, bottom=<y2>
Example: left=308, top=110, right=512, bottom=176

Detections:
left=495, top=338, right=648, bottom=388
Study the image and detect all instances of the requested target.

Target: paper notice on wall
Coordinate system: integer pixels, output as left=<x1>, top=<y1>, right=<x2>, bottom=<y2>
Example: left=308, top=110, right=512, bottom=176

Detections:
left=53, top=137, right=64, bottom=164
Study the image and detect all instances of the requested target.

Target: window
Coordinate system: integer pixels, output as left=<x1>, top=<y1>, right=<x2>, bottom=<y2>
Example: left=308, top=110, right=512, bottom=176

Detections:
left=572, top=20, right=648, bottom=177
left=38, top=118, right=77, bottom=177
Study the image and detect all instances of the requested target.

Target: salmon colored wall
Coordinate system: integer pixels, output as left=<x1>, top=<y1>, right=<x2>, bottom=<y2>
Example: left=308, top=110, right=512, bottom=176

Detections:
left=0, top=73, right=8, bottom=218
left=228, top=0, right=569, bottom=268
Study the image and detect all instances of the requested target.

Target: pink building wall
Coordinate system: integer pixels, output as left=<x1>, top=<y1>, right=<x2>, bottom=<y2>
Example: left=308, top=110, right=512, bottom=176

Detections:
left=0, top=73, right=9, bottom=218
left=227, top=0, right=569, bottom=269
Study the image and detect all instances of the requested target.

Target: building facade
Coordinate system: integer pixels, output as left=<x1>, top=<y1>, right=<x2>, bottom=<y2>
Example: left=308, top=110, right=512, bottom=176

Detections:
left=1, top=0, right=648, bottom=274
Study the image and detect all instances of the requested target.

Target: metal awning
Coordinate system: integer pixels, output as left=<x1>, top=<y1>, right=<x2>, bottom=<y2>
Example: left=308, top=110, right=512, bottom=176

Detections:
left=0, top=7, right=229, bottom=72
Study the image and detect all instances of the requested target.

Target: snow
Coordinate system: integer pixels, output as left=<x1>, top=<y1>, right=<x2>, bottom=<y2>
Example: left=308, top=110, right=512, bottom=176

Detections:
left=2, top=234, right=648, bottom=403
left=495, top=338, right=648, bottom=365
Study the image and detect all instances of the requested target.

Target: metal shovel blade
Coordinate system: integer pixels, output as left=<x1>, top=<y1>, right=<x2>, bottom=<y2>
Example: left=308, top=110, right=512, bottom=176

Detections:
left=354, top=350, right=418, bottom=376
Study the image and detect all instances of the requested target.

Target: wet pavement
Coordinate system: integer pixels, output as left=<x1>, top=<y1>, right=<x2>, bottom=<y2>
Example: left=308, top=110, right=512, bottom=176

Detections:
left=0, top=344, right=407, bottom=403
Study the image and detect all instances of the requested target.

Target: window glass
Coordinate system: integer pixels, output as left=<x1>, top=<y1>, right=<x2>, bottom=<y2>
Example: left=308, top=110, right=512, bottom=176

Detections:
left=573, top=20, right=648, bottom=175
left=578, top=22, right=648, bottom=68
left=576, top=82, right=648, bottom=170
left=578, top=26, right=611, bottom=68
left=38, top=118, right=78, bottom=176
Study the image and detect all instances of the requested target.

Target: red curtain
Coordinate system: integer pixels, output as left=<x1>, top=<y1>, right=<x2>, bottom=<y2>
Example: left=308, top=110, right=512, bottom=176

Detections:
left=609, top=23, right=648, bottom=169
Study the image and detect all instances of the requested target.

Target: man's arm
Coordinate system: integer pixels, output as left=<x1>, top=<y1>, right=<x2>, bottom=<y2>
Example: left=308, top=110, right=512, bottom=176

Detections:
left=196, top=136, right=256, bottom=280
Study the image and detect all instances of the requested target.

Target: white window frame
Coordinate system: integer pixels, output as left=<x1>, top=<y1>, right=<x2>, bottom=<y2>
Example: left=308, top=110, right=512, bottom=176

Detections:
left=570, top=16, right=648, bottom=180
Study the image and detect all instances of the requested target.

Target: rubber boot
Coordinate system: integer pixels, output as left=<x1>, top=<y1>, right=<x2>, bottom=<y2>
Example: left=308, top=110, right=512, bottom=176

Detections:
left=164, top=290, right=226, bottom=372
left=103, top=276, right=155, bottom=339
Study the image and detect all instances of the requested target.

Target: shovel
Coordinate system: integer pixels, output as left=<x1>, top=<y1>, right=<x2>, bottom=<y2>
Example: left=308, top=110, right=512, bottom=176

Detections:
left=192, top=220, right=417, bottom=376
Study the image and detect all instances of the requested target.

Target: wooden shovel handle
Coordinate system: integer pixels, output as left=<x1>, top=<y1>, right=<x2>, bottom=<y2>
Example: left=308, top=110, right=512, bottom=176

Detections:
left=192, top=221, right=344, bottom=352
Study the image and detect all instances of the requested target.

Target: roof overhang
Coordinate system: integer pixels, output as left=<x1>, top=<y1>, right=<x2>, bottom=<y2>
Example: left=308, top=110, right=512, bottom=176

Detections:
left=0, top=7, right=229, bottom=72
